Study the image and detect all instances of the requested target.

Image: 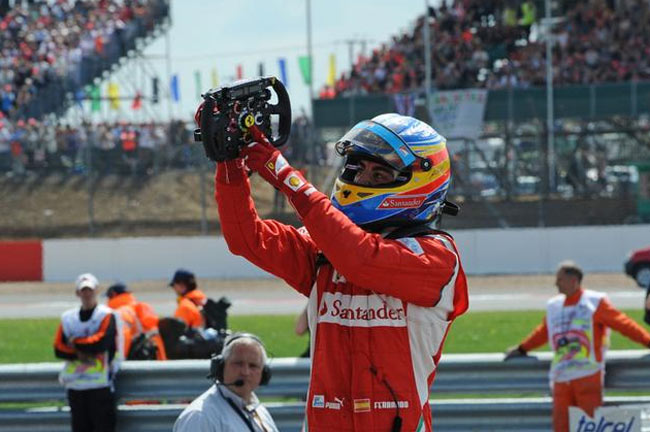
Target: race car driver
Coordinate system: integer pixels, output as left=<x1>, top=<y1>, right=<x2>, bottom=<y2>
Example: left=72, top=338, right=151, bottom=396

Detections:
left=208, top=112, right=469, bottom=432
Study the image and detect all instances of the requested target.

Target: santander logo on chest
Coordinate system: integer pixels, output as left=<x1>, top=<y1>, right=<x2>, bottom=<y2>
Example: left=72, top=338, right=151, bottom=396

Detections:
left=318, top=292, right=406, bottom=328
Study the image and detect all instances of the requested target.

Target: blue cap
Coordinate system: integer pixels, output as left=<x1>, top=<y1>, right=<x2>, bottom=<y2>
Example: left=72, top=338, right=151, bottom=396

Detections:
left=105, top=283, right=129, bottom=298
left=169, top=269, right=195, bottom=287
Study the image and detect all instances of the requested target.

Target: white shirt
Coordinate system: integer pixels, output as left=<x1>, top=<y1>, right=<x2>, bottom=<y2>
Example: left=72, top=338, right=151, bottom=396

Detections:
left=173, top=384, right=278, bottom=432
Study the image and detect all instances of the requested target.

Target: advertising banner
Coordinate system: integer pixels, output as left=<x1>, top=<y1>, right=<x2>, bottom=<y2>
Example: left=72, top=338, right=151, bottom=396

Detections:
left=569, top=405, right=650, bottom=432
left=427, top=89, right=488, bottom=140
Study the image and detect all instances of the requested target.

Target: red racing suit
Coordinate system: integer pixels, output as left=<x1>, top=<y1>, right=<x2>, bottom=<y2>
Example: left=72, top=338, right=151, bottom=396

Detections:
left=215, top=162, right=468, bottom=432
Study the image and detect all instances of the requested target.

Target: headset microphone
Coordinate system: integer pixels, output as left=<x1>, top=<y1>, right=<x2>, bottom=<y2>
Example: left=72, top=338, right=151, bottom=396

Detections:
left=220, top=379, right=245, bottom=387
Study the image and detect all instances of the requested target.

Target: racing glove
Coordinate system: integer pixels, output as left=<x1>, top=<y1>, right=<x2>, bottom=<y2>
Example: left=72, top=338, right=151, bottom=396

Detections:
left=503, top=345, right=528, bottom=361
left=241, top=127, right=317, bottom=215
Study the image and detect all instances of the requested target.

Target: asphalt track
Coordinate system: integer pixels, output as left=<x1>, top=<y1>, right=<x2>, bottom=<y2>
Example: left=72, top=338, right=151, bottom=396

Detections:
left=0, top=273, right=644, bottom=319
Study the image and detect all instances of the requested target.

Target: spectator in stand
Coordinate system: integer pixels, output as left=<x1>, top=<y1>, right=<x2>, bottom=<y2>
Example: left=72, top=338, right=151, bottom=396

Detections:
left=0, top=0, right=168, bottom=117
left=324, top=0, right=650, bottom=98
left=0, top=119, right=190, bottom=176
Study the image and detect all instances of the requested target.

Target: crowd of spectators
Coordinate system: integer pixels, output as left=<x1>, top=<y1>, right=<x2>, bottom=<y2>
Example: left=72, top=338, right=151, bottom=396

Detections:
left=0, top=115, right=319, bottom=178
left=0, top=117, right=195, bottom=177
left=545, top=0, right=650, bottom=85
left=0, top=0, right=168, bottom=119
left=324, top=0, right=650, bottom=98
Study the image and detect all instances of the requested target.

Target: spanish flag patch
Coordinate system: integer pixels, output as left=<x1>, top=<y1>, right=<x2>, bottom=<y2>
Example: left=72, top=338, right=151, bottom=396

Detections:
left=353, top=398, right=371, bottom=413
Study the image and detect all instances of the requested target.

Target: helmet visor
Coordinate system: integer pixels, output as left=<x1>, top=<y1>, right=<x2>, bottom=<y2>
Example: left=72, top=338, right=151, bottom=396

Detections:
left=335, top=120, right=417, bottom=171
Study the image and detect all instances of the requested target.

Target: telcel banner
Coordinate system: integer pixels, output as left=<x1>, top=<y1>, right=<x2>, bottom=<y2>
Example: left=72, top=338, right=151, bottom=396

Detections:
left=569, top=405, right=650, bottom=432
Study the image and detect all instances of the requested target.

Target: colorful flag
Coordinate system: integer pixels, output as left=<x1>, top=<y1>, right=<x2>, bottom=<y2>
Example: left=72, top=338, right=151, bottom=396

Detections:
left=170, top=74, right=180, bottom=103
left=327, top=54, right=336, bottom=87
left=393, top=92, right=416, bottom=117
left=107, top=82, right=120, bottom=110
left=132, top=91, right=142, bottom=110
left=89, top=84, right=101, bottom=112
left=194, top=70, right=202, bottom=99
left=278, top=58, right=288, bottom=87
left=298, top=56, right=311, bottom=85
left=74, top=88, right=85, bottom=107
left=211, top=68, right=219, bottom=88
left=236, top=64, right=243, bottom=80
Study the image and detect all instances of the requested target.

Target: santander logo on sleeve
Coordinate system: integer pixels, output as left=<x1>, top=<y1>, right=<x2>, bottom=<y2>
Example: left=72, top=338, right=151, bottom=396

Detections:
left=318, top=292, right=406, bottom=328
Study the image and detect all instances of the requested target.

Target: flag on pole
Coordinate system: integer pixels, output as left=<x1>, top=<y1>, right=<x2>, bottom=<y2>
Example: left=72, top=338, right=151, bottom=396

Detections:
left=278, top=58, right=288, bottom=87
left=298, top=56, right=311, bottom=85
left=151, top=77, right=159, bottom=104
left=170, top=74, right=180, bottom=103
left=258, top=62, right=265, bottom=77
left=393, top=92, right=416, bottom=117
left=211, top=68, right=219, bottom=88
left=89, top=84, right=101, bottom=112
left=327, top=54, right=337, bottom=87
left=107, top=82, right=120, bottom=110
left=132, top=91, right=142, bottom=110
left=74, top=88, right=85, bottom=107
left=236, top=64, right=243, bottom=80
left=194, top=70, right=202, bottom=99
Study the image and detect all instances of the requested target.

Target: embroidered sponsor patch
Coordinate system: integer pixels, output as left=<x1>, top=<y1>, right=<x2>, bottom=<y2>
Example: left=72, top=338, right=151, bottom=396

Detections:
left=284, top=173, right=305, bottom=191
left=312, top=395, right=325, bottom=408
left=378, top=195, right=426, bottom=209
left=374, top=400, right=410, bottom=409
left=397, top=237, right=424, bottom=255
left=274, top=155, right=289, bottom=175
left=318, top=293, right=406, bottom=327
left=325, top=401, right=341, bottom=410
left=265, top=155, right=289, bottom=178
left=353, top=398, right=371, bottom=413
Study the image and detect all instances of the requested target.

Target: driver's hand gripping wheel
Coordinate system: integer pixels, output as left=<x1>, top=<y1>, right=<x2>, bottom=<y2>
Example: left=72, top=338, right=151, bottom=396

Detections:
left=194, top=76, right=292, bottom=162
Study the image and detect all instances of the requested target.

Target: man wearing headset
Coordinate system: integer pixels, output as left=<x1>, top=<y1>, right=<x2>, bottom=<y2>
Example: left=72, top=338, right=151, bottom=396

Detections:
left=173, top=333, right=278, bottom=432
left=206, top=112, right=469, bottom=432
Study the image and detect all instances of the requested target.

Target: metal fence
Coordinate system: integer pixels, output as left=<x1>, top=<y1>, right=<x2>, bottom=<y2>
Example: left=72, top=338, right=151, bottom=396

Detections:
left=313, top=82, right=650, bottom=128
left=2, top=351, right=650, bottom=431
left=5, top=397, right=650, bottom=432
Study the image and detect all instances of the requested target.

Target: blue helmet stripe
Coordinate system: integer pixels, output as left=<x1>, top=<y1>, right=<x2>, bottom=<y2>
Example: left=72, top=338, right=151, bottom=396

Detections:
left=362, top=122, right=417, bottom=167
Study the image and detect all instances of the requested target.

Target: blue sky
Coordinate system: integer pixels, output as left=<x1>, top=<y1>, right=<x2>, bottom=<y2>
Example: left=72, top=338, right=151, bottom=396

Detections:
left=142, top=0, right=436, bottom=121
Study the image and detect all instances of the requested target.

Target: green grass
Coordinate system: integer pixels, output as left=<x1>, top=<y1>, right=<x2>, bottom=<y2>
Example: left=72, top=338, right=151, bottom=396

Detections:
left=229, top=315, right=310, bottom=358
left=0, top=318, right=61, bottom=364
left=1, top=309, right=648, bottom=364
left=445, top=309, right=650, bottom=353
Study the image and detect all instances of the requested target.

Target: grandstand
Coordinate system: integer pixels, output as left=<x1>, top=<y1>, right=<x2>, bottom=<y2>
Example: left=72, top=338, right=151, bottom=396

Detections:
left=0, top=0, right=169, bottom=120
left=0, top=0, right=647, bottom=238
left=315, top=0, right=650, bottom=229
left=327, top=0, right=650, bottom=95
